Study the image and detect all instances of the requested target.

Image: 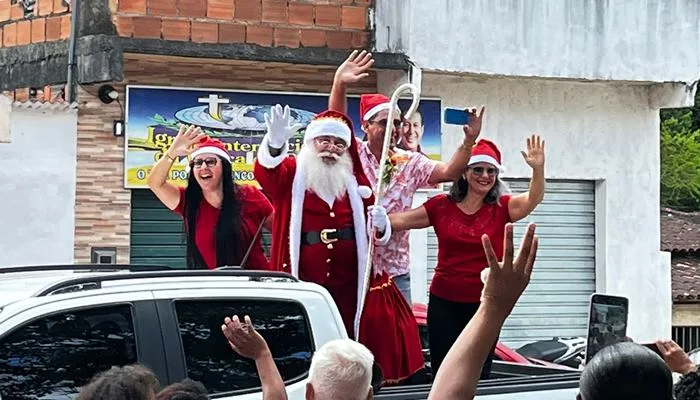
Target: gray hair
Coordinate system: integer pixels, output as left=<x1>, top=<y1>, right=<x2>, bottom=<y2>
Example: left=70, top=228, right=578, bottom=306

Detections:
left=447, top=175, right=510, bottom=205
left=308, top=339, right=374, bottom=400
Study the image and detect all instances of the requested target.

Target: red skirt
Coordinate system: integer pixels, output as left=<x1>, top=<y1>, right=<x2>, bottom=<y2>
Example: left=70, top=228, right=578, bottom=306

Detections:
left=358, top=272, right=425, bottom=385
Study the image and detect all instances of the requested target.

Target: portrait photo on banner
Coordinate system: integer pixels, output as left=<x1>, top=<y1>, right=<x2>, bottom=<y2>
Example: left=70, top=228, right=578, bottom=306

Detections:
left=124, top=86, right=442, bottom=188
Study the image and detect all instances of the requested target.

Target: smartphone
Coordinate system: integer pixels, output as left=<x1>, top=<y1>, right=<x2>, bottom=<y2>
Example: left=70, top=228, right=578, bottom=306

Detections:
left=585, top=293, right=629, bottom=363
left=443, top=107, right=471, bottom=125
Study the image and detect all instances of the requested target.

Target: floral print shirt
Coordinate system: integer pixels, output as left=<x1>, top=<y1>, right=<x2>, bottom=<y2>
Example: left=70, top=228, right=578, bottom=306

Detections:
left=358, top=141, right=437, bottom=276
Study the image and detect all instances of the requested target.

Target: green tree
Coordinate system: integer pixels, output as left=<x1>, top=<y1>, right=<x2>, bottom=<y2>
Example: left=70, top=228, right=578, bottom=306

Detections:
left=660, top=111, right=700, bottom=211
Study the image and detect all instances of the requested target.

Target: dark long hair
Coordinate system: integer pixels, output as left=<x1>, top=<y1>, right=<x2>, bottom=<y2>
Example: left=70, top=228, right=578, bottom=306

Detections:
left=447, top=174, right=510, bottom=205
left=183, top=156, right=242, bottom=269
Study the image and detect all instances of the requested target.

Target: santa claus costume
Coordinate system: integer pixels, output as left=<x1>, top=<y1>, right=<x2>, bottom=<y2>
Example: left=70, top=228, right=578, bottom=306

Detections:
left=254, top=108, right=424, bottom=384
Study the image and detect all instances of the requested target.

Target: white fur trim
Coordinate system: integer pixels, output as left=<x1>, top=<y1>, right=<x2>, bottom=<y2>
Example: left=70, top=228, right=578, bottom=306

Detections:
left=289, top=164, right=305, bottom=278
left=304, top=119, right=351, bottom=145
left=362, top=102, right=401, bottom=121
left=468, top=154, right=501, bottom=169
left=257, top=135, right=287, bottom=169
left=191, top=146, right=230, bottom=161
left=358, top=185, right=372, bottom=199
left=346, top=175, right=369, bottom=339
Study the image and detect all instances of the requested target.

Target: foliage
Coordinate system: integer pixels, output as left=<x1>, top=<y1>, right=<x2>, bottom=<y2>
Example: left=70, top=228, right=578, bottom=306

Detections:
left=660, top=111, right=700, bottom=211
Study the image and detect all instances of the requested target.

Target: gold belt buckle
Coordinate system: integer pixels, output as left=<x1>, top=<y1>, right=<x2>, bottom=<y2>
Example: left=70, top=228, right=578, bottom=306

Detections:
left=320, top=228, right=338, bottom=244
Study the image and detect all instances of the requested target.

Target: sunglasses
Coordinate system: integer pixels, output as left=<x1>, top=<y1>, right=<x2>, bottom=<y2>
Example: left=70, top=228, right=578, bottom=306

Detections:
left=470, top=166, right=498, bottom=176
left=369, top=119, right=404, bottom=129
left=191, top=157, right=218, bottom=169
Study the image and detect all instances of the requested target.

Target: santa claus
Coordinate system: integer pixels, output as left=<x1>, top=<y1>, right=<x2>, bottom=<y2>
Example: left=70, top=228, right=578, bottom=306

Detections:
left=254, top=105, right=424, bottom=384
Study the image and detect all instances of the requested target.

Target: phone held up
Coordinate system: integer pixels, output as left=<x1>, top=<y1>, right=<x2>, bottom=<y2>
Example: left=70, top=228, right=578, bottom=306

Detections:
left=585, top=293, right=629, bottom=363
left=443, top=107, right=472, bottom=126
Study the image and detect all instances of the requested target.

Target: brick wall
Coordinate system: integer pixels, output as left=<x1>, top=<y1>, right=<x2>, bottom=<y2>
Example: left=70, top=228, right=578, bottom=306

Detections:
left=74, top=52, right=377, bottom=263
left=0, top=0, right=71, bottom=100
left=112, top=0, right=371, bottom=49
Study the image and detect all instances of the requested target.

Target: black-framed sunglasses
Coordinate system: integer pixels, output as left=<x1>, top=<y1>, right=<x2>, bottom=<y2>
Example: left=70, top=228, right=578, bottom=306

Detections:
left=470, top=166, right=498, bottom=176
left=369, top=118, right=404, bottom=129
left=191, top=157, right=218, bottom=169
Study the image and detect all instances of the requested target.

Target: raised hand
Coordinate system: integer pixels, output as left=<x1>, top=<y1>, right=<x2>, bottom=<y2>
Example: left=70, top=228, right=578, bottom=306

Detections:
left=656, top=339, right=697, bottom=374
left=335, top=49, right=375, bottom=84
left=481, top=223, right=538, bottom=315
left=168, top=125, right=206, bottom=157
left=462, top=106, right=485, bottom=144
left=265, top=104, right=304, bottom=149
left=520, top=134, right=545, bottom=169
left=368, top=205, right=389, bottom=232
left=221, top=315, right=271, bottom=361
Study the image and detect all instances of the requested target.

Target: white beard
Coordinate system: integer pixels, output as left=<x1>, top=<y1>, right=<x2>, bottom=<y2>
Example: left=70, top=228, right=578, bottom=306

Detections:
left=297, top=145, right=353, bottom=204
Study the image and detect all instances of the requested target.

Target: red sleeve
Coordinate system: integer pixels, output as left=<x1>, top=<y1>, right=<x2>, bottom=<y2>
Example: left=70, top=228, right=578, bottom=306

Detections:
left=253, top=157, right=296, bottom=203
left=173, top=187, right=186, bottom=216
left=499, top=194, right=513, bottom=223
left=422, top=194, right=447, bottom=227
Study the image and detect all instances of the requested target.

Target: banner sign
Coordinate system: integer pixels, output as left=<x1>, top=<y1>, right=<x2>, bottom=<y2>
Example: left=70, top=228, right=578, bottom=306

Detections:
left=124, top=86, right=442, bottom=188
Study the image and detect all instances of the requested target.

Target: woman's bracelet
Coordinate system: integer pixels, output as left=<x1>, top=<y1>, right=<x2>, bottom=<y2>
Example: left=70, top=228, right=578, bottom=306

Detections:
left=165, top=152, right=176, bottom=162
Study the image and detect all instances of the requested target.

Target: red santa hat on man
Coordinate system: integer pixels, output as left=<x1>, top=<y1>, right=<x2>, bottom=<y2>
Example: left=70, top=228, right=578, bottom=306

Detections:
left=190, top=136, right=232, bottom=162
left=304, top=109, right=374, bottom=200
left=468, top=139, right=503, bottom=170
left=359, top=93, right=401, bottom=121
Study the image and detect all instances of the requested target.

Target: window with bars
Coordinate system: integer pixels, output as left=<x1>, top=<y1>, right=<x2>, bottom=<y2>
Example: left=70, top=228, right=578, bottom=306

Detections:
left=672, top=326, right=700, bottom=352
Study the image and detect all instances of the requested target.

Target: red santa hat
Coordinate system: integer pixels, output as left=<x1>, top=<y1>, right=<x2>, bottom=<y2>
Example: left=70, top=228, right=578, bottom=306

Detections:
left=190, top=136, right=231, bottom=162
left=468, top=139, right=502, bottom=169
left=307, top=110, right=374, bottom=200
left=360, top=93, right=401, bottom=121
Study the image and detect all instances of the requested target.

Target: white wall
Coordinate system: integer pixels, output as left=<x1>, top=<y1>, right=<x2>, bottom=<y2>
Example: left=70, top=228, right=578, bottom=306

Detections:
left=379, top=71, right=672, bottom=342
left=375, top=0, right=700, bottom=83
left=0, top=106, right=77, bottom=267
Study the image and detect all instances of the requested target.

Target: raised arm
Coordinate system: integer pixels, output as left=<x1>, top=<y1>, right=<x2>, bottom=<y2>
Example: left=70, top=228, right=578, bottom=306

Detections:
left=428, top=107, right=484, bottom=185
left=509, top=134, right=546, bottom=222
left=146, top=125, right=205, bottom=210
left=329, top=50, right=374, bottom=113
left=222, top=315, right=288, bottom=400
left=429, top=223, right=539, bottom=400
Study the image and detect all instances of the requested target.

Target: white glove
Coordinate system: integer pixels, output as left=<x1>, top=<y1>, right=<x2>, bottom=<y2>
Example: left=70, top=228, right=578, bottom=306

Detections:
left=265, top=104, right=304, bottom=149
left=368, top=205, right=389, bottom=232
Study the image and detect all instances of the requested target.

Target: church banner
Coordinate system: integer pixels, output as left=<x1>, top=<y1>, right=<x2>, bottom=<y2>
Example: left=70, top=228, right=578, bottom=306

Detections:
left=124, top=86, right=442, bottom=188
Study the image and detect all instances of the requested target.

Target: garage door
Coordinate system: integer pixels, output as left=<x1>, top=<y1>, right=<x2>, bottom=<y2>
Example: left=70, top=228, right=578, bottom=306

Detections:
left=130, top=190, right=272, bottom=268
left=426, top=179, right=596, bottom=348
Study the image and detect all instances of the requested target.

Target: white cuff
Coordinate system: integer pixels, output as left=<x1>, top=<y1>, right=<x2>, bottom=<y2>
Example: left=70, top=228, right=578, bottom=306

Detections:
left=374, top=221, right=392, bottom=246
left=256, top=135, right=286, bottom=169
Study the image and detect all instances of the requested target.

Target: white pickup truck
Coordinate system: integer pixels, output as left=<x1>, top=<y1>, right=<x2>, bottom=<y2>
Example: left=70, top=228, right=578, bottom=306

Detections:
left=0, top=265, right=581, bottom=399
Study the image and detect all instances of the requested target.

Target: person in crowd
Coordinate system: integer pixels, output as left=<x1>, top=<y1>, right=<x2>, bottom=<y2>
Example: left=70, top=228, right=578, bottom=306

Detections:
left=428, top=222, right=539, bottom=400
left=371, top=136, right=545, bottom=377
left=307, top=339, right=375, bottom=400
left=253, top=105, right=424, bottom=384
left=155, top=379, right=208, bottom=400
left=651, top=339, right=700, bottom=399
left=221, top=314, right=287, bottom=400
left=329, top=49, right=484, bottom=304
left=576, top=342, right=673, bottom=400
left=147, top=125, right=273, bottom=270
left=77, top=364, right=159, bottom=400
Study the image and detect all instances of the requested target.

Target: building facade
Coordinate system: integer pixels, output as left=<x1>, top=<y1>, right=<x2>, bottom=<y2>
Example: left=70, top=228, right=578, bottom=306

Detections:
left=3, top=0, right=700, bottom=345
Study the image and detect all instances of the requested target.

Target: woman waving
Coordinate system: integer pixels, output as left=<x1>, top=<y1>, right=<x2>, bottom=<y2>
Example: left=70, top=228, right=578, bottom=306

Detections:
left=370, top=135, right=545, bottom=378
left=147, top=125, right=273, bottom=270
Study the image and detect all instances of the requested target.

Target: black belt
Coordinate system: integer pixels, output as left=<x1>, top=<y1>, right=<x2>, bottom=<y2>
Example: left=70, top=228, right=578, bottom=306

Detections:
left=302, top=227, right=355, bottom=245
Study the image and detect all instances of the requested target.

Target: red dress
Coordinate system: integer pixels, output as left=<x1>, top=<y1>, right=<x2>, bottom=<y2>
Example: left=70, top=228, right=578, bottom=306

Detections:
left=173, top=184, right=273, bottom=270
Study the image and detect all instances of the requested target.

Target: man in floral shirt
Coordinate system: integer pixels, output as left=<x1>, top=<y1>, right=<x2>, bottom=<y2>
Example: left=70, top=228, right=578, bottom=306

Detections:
left=329, top=50, right=484, bottom=303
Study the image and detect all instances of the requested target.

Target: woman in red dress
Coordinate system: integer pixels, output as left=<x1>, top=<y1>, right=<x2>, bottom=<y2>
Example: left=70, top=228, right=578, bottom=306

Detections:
left=147, top=125, right=273, bottom=270
left=370, top=136, right=545, bottom=379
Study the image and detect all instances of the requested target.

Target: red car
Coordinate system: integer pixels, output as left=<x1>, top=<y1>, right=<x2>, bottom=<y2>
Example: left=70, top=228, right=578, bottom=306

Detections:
left=412, top=303, right=574, bottom=370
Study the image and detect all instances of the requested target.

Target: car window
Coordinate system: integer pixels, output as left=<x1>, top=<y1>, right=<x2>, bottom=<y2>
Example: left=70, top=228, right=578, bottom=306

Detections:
left=174, top=299, right=313, bottom=394
left=0, top=304, right=137, bottom=399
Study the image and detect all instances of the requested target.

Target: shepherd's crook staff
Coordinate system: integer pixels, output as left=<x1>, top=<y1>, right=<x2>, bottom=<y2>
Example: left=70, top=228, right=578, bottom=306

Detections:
left=357, top=83, right=421, bottom=332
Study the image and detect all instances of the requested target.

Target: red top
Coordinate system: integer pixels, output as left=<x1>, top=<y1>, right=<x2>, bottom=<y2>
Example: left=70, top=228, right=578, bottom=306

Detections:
left=424, top=194, right=512, bottom=303
left=174, top=184, right=274, bottom=270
